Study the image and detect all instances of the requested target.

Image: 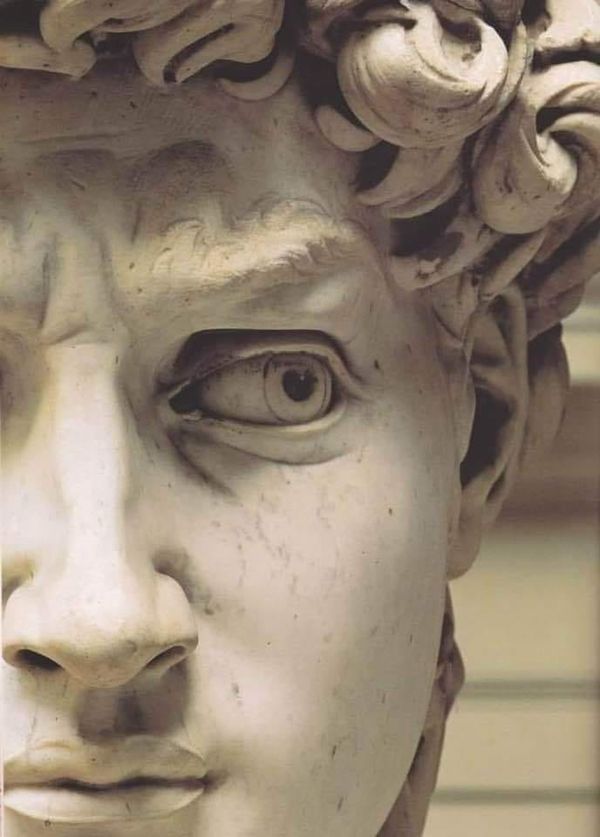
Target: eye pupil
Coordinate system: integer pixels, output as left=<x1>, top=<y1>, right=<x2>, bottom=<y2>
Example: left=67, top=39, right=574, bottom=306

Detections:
left=282, top=368, right=317, bottom=403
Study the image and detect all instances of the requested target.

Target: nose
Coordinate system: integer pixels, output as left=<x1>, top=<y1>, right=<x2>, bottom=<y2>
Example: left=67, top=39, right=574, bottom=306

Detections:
left=2, top=344, right=198, bottom=689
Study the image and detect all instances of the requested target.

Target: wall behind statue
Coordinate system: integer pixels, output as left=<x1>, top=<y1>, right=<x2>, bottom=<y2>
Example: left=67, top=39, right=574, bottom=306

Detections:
left=427, top=277, right=600, bottom=837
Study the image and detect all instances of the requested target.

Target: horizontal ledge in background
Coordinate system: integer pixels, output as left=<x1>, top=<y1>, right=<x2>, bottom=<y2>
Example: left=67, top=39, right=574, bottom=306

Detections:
left=433, top=788, right=600, bottom=807
left=461, top=679, right=600, bottom=702
left=426, top=797, right=600, bottom=837
left=437, top=698, right=598, bottom=789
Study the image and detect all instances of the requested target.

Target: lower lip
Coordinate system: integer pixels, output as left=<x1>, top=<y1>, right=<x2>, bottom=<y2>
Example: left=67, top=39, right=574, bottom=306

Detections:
left=4, top=782, right=205, bottom=823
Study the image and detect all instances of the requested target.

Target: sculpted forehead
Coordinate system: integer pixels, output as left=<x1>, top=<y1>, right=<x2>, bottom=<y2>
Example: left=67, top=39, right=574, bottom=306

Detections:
left=0, top=74, right=383, bottom=362
left=0, top=62, right=355, bottom=198
left=0, top=66, right=368, bottom=324
left=0, top=61, right=244, bottom=155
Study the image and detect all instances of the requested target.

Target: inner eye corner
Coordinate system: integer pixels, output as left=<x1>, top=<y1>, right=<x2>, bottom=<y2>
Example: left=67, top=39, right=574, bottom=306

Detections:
left=168, top=381, right=200, bottom=416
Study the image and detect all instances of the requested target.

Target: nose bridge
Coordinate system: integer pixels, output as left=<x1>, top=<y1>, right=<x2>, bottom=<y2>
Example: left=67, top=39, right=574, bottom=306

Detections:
left=3, top=343, right=199, bottom=686
left=45, top=343, right=156, bottom=641
left=48, top=342, right=134, bottom=533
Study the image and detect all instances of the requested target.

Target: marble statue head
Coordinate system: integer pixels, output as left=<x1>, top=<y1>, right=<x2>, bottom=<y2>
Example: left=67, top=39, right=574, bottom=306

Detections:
left=1, top=1, right=598, bottom=835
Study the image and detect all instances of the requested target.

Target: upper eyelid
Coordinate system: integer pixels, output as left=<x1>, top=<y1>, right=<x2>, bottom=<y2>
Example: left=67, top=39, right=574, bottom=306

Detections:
left=166, top=349, right=367, bottom=411
left=159, top=332, right=367, bottom=398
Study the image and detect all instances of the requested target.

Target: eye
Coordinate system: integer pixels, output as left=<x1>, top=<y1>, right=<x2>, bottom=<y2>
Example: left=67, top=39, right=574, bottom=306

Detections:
left=169, top=352, right=334, bottom=426
left=160, top=331, right=365, bottom=465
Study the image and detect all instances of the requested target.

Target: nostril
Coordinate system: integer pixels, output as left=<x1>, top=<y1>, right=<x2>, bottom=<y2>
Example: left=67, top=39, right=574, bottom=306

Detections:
left=16, top=650, right=62, bottom=672
left=147, top=645, right=187, bottom=670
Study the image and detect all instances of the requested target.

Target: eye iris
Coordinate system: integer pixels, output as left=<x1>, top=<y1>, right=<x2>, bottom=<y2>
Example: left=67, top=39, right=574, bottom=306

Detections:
left=282, top=368, right=317, bottom=403
left=265, top=354, right=332, bottom=423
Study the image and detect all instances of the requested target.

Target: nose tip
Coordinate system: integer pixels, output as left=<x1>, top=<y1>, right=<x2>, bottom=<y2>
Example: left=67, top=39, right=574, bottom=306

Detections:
left=2, top=578, right=199, bottom=689
left=4, top=634, right=197, bottom=689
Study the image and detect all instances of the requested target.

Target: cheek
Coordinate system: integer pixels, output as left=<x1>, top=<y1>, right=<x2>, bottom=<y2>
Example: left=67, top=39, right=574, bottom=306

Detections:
left=159, top=411, right=450, bottom=833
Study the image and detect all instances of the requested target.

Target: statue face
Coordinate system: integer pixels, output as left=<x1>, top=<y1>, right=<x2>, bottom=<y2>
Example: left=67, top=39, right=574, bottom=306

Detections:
left=2, top=72, right=458, bottom=837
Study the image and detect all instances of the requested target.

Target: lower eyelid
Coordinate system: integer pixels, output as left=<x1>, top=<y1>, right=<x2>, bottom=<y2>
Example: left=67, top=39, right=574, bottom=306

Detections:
left=174, top=399, right=352, bottom=465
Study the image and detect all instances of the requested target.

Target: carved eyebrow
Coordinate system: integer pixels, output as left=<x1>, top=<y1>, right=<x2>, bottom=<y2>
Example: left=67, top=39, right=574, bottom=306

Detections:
left=144, top=203, right=382, bottom=306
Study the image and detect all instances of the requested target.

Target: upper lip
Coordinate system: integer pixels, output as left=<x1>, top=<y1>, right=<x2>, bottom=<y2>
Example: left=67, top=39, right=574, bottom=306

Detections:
left=4, top=735, right=207, bottom=789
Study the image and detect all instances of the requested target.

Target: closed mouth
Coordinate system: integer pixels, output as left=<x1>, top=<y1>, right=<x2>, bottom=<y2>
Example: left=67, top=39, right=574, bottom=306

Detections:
left=4, top=777, right=208, bottom=823
left=41, top=776, right=206, bottom=791
left=4, top=736, right=211, bottom=824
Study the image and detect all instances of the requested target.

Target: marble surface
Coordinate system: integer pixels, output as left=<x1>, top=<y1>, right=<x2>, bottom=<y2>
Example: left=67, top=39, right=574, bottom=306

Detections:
left=0, top=2, right=598, bottom=835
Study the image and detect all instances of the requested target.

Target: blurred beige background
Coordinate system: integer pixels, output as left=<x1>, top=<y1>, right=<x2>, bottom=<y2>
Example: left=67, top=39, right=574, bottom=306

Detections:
left=427, top=278, right=600, bottom=837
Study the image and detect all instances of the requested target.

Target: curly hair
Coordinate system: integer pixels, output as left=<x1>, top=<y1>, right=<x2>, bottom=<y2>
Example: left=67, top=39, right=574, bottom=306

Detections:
left=0, top=0, right=597, bottom=342
left=0, top=3, right=598, bottom=834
